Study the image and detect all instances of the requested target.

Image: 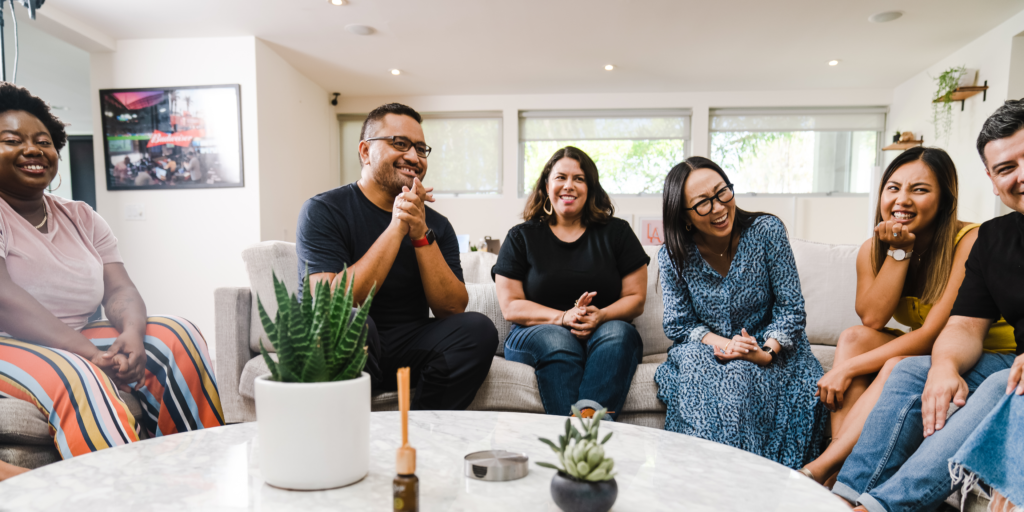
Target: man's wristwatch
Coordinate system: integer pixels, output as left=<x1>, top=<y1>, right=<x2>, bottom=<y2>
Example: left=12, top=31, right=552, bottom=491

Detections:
left=762, top=345, right=776, bottom=364
left=411, top=229, right=436, bottom=248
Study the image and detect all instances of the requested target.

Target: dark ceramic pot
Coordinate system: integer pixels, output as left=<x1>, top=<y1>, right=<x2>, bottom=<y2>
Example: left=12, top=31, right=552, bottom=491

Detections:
left=550, top=471, right=617, bottom=512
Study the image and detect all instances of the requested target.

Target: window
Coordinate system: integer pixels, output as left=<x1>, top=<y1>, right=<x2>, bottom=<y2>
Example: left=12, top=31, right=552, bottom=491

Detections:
left=519, top=110, right=691, bottom=195
left=339, top=112, right=502, bottom=195
left=709, top=108, right=885, bottom=194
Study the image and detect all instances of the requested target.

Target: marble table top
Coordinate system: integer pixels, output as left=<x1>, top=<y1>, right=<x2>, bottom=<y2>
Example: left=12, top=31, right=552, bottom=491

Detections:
left=0, top=411, right=849, bottom=512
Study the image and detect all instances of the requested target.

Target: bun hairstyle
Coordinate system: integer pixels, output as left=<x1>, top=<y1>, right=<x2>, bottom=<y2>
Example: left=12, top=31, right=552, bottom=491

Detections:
left=662, top=156, right=771, bottom=278
left=871, top=146, right=959, bottom=304
left=522, top=146, right=613, bottom=226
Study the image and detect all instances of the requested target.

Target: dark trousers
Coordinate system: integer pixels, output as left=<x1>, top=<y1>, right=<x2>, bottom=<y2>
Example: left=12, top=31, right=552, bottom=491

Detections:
left=364, top=312, right=498, bottom=410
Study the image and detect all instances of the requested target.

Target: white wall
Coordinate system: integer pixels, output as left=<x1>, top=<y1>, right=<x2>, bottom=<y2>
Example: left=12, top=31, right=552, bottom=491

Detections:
left=886, top=9, right=1024, bottom=224
left=3, top=15, right=93, bottom=135
left=91, top=37, right=263, bottom=351
left=336, top=89, right=890, bottom=246
left=255, top=40, right=340, bottom=243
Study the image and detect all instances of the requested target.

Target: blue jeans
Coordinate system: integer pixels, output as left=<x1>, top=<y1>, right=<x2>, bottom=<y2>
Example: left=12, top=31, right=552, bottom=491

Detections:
left=951, top=377, right=1024, bottom=509
left=833, top=354, right=1016, bottom=512
left=504, top=320, right=643, bottom=419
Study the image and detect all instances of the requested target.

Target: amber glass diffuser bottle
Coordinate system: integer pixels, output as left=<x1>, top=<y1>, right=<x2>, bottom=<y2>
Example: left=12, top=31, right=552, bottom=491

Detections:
left=393, top=367, right=418, bottom=512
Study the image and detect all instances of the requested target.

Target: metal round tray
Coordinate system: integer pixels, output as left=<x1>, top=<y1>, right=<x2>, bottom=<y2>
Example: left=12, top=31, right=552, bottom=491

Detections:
left=463, top=450, right=529, bottom=482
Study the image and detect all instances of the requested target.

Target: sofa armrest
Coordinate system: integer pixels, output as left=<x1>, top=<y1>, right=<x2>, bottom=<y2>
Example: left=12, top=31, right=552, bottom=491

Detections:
left=215, top=286, right=254, bottom=424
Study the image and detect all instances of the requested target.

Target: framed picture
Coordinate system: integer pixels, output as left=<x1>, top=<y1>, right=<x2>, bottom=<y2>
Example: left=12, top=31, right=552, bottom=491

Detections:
left=638, top=216, right=665, bottom=246
left=100, top=84, right=244, bottom=190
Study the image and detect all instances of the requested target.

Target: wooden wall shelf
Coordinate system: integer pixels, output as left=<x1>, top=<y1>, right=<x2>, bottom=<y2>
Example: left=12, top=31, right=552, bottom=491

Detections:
left=933, top=80, right=988, bottom=111
left=883, top=140, right=924, bottom=151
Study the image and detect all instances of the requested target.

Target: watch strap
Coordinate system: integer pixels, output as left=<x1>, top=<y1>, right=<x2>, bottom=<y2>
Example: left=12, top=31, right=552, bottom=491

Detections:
left=411, top=229, right=435, bottom=248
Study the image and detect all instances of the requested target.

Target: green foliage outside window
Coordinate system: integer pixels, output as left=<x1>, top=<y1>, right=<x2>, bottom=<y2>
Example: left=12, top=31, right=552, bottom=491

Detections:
left=522, top=139, right=686, bottom=195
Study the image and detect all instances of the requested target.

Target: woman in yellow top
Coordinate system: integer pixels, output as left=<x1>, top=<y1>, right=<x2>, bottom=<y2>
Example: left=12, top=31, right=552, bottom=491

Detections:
left=799, top=146, right=1015, bottom=485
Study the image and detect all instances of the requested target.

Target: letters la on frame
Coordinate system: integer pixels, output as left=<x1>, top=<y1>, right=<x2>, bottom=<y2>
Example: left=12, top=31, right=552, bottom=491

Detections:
left=100, top=84, right=244, bottom=190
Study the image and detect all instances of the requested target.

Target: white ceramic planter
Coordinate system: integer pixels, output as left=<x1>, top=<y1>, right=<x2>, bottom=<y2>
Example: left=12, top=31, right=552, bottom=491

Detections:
left=255, top=372, right=371, bottom=490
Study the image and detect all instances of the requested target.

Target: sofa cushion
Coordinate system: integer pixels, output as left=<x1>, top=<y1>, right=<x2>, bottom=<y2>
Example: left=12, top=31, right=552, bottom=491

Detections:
left=461, top=251, right=499, bottom=285
left=467, top=283, right=511, bottom=356
left=243, top=241, right=301, bottom=354
left=239, top=354, right=664, bottom=414
left=632, top=246, right=673, bottom=357
left=791, top=239, right=861, bottom=347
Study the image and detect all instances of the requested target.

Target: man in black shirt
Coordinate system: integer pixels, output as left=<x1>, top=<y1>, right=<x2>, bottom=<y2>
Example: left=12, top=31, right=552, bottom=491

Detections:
left=833, top=102, right=1024, bottom=512
left=296, top=103, right=497, bottom=410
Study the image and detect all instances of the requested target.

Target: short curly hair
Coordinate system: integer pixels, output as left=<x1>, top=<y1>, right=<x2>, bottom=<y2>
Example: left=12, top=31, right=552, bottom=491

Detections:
left=0, top=82, right=68, bottom=151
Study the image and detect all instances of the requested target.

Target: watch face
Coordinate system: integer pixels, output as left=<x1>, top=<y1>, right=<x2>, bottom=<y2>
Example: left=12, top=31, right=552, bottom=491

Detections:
left=892, top=249, right=906, bottom=260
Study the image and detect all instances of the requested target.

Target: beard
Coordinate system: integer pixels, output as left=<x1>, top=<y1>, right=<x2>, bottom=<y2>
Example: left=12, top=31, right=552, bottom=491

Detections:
left=369, top=157, right=423, bottom=197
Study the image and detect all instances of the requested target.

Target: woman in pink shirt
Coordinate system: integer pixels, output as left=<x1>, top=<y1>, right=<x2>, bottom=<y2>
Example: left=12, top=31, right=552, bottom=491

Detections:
left=0, top=84, right=223, bottom=480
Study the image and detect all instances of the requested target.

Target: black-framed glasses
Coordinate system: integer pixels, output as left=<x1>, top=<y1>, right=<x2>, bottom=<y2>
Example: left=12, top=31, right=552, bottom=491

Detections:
left=685, top=184, right=735, bottom=216
left=363, top=135, right=432, bottom=158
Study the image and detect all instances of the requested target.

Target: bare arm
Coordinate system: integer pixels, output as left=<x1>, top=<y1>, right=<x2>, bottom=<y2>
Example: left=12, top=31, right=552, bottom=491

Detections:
left=309, top=217, right=407, bottom=304
left=495, top=275, right=565, bottom=326
left=101, top=263, right=149, bottom=385
left=920, top=315, right=990, bottom=436
left=854, top=237, right=910, bottom=330
left=102, top=263, right=147, bottom=341
left=844, top=229, right=980, bottom=378
left=413, top=241, right=468, bottom=319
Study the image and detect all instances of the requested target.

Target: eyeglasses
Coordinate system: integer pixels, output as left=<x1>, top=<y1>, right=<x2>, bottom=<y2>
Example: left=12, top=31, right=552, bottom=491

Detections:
left=685, top=184, right=735, bottom=216
left=363, top=135, right=432, bottom=158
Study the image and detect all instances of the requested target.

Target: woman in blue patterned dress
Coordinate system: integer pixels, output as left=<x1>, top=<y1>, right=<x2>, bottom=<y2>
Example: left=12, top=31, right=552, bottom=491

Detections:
left=654, top=156, right=828, bottom=469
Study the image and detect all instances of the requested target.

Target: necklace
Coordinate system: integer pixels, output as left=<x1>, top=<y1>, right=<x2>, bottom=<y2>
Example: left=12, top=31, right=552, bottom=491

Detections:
left=33, top=208, right=47, bottom=229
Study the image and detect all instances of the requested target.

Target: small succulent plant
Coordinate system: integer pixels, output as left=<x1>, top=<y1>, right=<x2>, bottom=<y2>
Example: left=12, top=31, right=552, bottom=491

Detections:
left=537, top=407, right=616, bottom=482
left=258, top=266, right=375, bottom=383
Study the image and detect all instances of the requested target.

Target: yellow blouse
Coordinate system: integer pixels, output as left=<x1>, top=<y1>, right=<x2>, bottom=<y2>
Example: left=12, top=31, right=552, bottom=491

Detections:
left=891, top=224, right=1016, bottom=354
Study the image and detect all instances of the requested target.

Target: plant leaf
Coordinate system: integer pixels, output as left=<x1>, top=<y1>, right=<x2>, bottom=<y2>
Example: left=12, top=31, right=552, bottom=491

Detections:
left=539, top=437, right=560, bottom=454
left=536, top=462, right=561, bottom=471
left=259, top=340, right=279, bottom=381
left=256, top=297, right=276, bottom=346
left=300, top=264, right=313, bottom=325
left=601, top=432, right=613, bottom=445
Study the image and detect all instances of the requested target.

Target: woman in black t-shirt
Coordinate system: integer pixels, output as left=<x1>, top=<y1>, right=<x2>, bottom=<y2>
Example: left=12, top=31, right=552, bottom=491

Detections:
left=492, top=146, right=650, bottom=419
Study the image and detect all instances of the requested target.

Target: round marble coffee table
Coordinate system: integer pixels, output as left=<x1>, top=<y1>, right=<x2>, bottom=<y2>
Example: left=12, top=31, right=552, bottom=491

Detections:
left=0, top=411, right=848, bottom=511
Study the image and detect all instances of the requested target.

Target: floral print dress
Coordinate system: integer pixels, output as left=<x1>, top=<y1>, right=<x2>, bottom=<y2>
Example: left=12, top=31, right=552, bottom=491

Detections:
left=654, top=215, right=827, bottom=469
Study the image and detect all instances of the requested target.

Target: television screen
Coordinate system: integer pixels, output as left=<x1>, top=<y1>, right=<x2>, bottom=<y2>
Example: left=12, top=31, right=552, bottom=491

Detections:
left=99, top=84, right=244, bottom=190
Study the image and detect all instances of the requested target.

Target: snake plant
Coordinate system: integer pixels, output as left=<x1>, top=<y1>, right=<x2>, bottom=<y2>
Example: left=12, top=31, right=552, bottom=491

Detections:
left=537, top=407, right=617, bottom=482
left=258, top=266, right=375, bottom=383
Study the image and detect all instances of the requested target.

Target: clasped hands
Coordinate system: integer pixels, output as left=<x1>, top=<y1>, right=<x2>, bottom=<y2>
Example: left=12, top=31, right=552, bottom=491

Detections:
left=714, top=328, right=769, bottom=365
left=563, top=292, right=605, bottom=340
left=89, top=330, right=147, bottom=393
left=392, top=178, right=435, bottom=240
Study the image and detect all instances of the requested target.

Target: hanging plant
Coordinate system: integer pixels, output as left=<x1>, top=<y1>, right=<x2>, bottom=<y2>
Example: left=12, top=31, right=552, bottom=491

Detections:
left=931, top=65, right=966, bottom=145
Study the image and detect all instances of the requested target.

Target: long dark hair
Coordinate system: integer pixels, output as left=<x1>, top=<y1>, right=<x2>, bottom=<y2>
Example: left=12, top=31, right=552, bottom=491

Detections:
left=662, top=156, right=770, bottom=278
left=871, top=146, right=959, bottom=304
left=523, top=146, right=614, bottom=226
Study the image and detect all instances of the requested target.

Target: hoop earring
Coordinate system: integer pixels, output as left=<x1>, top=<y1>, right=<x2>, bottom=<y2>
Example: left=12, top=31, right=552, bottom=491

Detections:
left=685, top=223, right=692, bottom=231
left=48, top=173, right=62, bottom=193
left=543, top=197, right=553, bottom=215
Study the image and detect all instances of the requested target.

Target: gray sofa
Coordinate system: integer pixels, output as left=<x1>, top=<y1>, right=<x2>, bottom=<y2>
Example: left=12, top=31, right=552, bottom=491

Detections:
left=213, top=238, right=866, bottom=426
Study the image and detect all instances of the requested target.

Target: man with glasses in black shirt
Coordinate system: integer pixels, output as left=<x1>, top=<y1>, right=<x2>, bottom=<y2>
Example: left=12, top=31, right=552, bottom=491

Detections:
left=296, top=103, right=497, bottom=410
left=833, top=101, right=1024, bottom=512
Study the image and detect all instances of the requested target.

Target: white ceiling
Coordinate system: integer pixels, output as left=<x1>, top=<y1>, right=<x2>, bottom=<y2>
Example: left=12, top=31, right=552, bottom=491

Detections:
left=43, top=0, right=1024, bottom=96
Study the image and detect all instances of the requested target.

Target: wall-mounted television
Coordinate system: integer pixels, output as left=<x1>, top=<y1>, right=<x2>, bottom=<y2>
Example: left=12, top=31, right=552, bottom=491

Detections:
left=99, top=84, right=244, bottom=190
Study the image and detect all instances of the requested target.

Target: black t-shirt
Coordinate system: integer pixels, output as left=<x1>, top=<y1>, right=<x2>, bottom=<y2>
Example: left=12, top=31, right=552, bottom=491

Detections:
left=491, top=218, right=651, bottom=312
left=295, top=183, right=463, bottom=332
left=950, top=211, right=1024, bottom=355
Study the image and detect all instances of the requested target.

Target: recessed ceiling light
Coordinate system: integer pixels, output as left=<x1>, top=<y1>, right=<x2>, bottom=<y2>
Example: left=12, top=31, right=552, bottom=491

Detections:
left=391, top=69, right=401, bottom=75
left=328, top=0, right=346, bottom=5
left=869, top=11, right=903, bottom=23
left=345, top=24, right=374, bottom=35
left=604, top=64, right=614, bottom=71
left=828, top=60, right=839, bottom=66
